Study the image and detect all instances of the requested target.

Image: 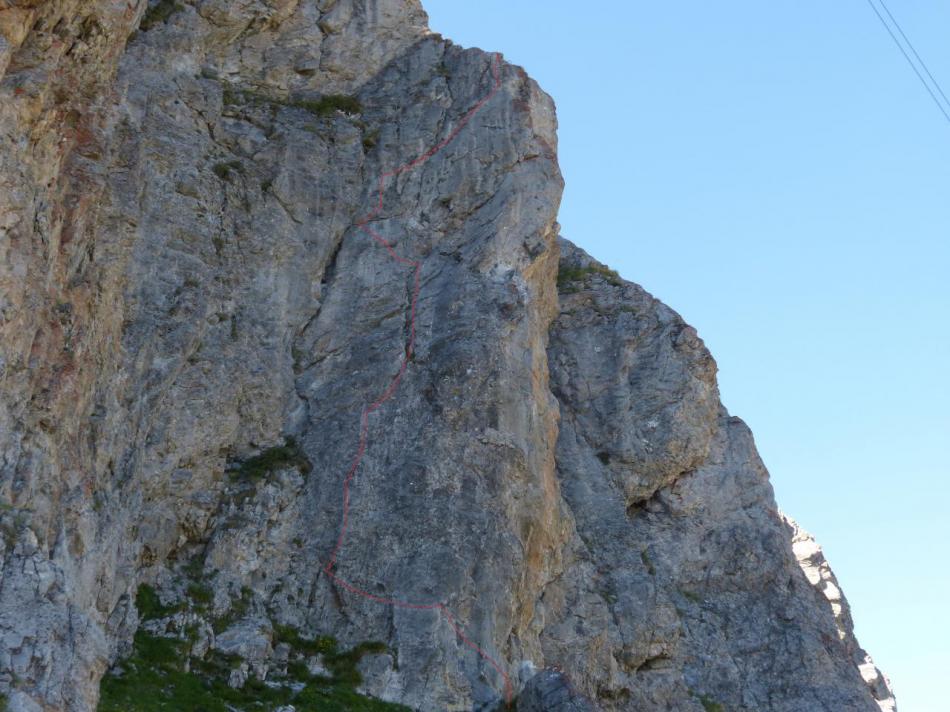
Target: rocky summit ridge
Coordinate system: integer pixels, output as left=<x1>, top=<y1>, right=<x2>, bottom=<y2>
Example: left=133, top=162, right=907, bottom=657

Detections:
left=0, top=1, right=895, bottom=711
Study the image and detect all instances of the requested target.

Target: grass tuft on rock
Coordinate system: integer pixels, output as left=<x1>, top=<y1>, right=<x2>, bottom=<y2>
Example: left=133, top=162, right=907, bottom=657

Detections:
left=186, top=582, right=213, bottom=608
left=140, top=0, right=183, bottom=32
left=274, top=624, right=337, bottom=657
left=698, top=694, right=725, bottom=712
left=293, top=94, right=363, bottom=117
left=212, top=160, right=243, bottom=182
left=273, top=627, right=389, bottom=687
left=362, top=127, right=380, bottom=151
left=222, top=86, right=362, bottom=118
left=680, top=588, right=703, bottom=604
left=97, top=625, right=408, bottom=711
left=557, top=263, right=624, bottom=290
left=231, top=436, right=312, bottom=482
left=135, top=583, right=182, bottom=621
left=211, top=586, right=253, bottom=634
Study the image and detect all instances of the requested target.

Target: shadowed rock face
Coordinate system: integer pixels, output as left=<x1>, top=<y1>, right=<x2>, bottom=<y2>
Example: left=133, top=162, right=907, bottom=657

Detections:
left=0, top=2, right=893, bottom=711
left=544, top=242, right=895, bottom=712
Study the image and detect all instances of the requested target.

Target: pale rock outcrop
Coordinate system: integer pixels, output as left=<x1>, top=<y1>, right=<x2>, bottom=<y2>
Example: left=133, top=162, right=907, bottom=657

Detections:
left=787, top=516, right=896, bottom=712
left=0, top=1, right=894, bottom=711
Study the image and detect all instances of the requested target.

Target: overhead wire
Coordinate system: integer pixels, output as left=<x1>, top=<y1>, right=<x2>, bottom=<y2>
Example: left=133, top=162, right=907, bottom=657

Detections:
left=863, top=0, right=950, bottom=123
left=877, top=0, right=950, bottom=110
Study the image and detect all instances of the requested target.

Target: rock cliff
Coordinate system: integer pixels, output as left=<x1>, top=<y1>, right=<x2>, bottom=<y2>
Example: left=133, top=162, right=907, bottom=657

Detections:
left=0, top=1, right=895, bottom=711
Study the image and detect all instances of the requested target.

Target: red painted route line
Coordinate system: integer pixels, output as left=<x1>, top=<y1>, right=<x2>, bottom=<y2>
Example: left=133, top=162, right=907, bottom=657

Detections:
left=321, top=53, right=513, bottom=706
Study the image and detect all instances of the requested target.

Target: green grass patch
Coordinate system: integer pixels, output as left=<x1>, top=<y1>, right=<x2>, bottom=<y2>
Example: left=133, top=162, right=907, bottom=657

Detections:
left=98, top=627, right=409, bottom=712
left=273, top=627, right=388, bottom=687
left=274, top=624, right=337, bottom=657
left=180, top=554, right=205, bottom=582
left=231, top=436, right=312, bottom=482
left=189, top=649, right=242, bottom=679
left=212, top=160, right=242, bottom=182
left=186, top=582, right=213, bottom=607
left=557, top=263, right=623, bottom=290
left=698, top=694, right=725, bottom=712
left=327, top=641, right=388, bottom=687
left=99, top=629, right=284, bottom=711
left=140, top=0, right=183, bottom=31
left=294, top=95, right=362, bottom=117
left=680, top=588, right=703, bottom=604
left=222, top=87, right=245, bottom=106
left=223, top=87, right=362, bottom=118
left=212, top=586, right=253, bottom=634
left=135, top=584, right=182, bottom=621
left=293, top=682, right=411, bottom=711
left=362, top=127, right=380, bottom=151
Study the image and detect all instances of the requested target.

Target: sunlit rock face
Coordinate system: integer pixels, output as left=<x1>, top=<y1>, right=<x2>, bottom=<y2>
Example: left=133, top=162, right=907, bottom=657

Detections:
left=0, top=2, right=892, bottom=710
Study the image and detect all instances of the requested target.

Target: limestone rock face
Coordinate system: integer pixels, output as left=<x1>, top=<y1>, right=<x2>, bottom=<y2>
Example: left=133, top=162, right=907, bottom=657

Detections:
left=543, top=242, right=895, bottom=712
left=0, top=1, right=893, bottom=711
left=787, top=517, right=897, bottom=712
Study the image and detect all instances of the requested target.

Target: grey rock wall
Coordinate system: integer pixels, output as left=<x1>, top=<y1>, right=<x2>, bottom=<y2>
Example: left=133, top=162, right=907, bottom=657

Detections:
left=0, top=1, right=894, bottom=710
left=543, top=241, right=895, bottom=712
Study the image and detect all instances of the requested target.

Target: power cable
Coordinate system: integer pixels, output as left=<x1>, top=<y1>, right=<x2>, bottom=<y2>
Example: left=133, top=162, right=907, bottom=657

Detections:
left=864, top=0, right=950, bottom=123
left=878, top=0, right=950, bottom=109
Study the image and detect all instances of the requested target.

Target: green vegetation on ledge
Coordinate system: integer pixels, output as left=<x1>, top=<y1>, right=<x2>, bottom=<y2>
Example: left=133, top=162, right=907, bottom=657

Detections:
left=273, top=626, right=388, bottom=688
left=98, top=624, right=409, bottom=712
left=294, top=95, right=363, bottom=117
left=140, top=0, right=183, bottom=31
left=692, top=692, right=725, bottom=712
left=557, top=263, right=623, bottom=291
left=230, top=436, right=312, bottom=482
left=108, top=577, right=405, bottom=711
left=211, top=585, right=253, bottom=634
left=135, top=583, right=182, bottom=621
left=213, top=160, right=243, bottom=182
left=223, top=87, right=362, bottom=118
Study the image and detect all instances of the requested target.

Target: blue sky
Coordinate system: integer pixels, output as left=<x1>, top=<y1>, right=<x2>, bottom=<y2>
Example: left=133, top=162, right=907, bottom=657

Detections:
left=425, top=2, right=949, bottom=710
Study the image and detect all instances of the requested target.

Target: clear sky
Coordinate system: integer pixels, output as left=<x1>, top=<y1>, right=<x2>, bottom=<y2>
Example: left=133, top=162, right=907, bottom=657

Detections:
left=424, top=2, right=949, bottom=710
